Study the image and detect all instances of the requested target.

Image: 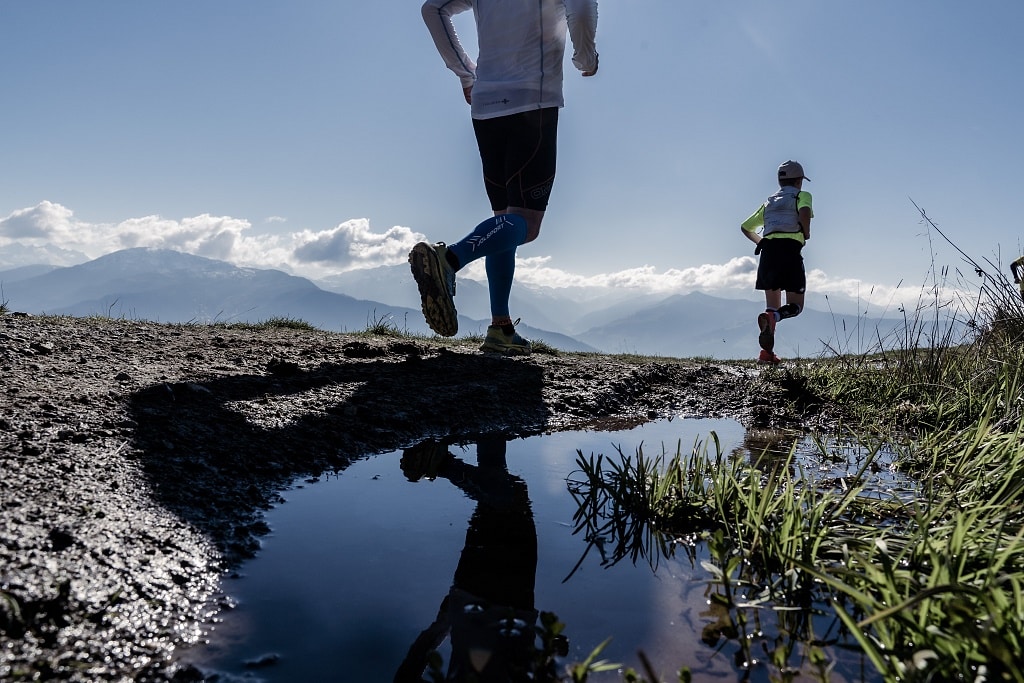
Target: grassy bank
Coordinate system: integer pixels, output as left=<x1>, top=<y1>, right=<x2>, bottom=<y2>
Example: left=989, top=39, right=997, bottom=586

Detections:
left=564, top=240, right=1024, bottom=681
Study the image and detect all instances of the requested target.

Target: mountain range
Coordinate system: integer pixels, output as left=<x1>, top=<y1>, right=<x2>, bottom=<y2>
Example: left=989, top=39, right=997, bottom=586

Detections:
left=0, top=247, right=954, bottom=359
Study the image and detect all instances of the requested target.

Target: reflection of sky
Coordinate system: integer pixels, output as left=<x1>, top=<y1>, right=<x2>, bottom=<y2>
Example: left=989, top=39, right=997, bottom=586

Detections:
left=180, top=417, right=898, bottom=682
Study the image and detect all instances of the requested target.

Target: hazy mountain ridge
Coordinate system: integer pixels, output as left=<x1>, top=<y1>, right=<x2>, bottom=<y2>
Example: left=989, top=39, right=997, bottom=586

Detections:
left=0, top=247, right=953, bottom=359
left=0, top=248, right=596, bottom=352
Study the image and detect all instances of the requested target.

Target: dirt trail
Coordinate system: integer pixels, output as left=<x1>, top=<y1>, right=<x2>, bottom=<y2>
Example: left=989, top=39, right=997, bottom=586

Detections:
left=0, top=315, right=827, bottom=681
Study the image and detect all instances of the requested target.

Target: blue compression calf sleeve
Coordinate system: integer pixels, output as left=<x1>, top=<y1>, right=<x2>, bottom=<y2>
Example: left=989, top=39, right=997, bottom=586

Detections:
left=485, top=249, right=515, bottom=318
left=448, top=214, right=528, bottom=269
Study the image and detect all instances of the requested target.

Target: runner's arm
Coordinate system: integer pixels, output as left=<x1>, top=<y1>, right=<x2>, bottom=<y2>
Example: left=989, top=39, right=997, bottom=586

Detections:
left=741, top=206, right=765, bottom=246
left=741, top=226, right=761, bottom=246
left=566, top=0, right=599, bottom=75
left=797, top=190, right=813, bottom=241
left=421, top=0, right=477, bottom=90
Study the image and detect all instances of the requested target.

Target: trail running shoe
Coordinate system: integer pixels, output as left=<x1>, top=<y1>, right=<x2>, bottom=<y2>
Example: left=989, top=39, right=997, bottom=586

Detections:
left=409, top=242, right=458, bottom=337
left=400, top=439, right=453, bottom=482
left=757, top=311, right=776, bottom=352
left=479, top=324, right=532, bottom=356
left=757, top=349, right=782, bottom=365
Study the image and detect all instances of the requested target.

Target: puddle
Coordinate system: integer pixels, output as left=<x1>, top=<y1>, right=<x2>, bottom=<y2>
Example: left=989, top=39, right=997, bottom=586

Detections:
left=179, top=418, right=907, bottom=682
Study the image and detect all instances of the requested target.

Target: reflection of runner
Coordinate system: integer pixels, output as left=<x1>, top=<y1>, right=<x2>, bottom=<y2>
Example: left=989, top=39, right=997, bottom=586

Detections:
left=394, top=435, right=540, bottom=682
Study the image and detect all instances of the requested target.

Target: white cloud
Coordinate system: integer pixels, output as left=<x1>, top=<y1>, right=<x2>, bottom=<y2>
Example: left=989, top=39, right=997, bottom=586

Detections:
left=0, top=201, right=960, bottom=312
left=0, top=201, right=76, bottom=241
left=0, top=203, right=252, bottom=262
left=116, top=214, right=252, bottom=261
left=512, top=255, right=756, bottom=293
left=512, top=255, right=955, bottom=313
left=0, top=203, right=424, bottom=279
left=291, top=218, right=421, bottom=271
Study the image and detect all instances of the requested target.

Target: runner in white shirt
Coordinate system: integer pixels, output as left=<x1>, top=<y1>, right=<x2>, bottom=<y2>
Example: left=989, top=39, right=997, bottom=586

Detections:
left=410, top=0, right=599, bottom=355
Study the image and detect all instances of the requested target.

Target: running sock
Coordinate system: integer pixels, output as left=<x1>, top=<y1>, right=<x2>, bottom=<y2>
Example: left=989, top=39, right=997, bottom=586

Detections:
left=485, top=248, right=515, bottom=319
left=765, top=307, right=779, bottom=322
left=444, top=249, right=460, bottom=271
left=777, top=303, right=802, bottom=320
left=447, top=214, right=528, bottom=269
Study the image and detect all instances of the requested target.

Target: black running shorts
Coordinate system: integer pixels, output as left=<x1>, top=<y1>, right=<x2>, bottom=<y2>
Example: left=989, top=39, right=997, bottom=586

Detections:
left=472, top=107, right=559, bottom=212
left=755, top=237, right=806, bottom=293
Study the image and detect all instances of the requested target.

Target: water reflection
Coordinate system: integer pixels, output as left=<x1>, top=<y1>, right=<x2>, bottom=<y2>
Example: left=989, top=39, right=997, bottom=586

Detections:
left=565, top=441, right=704, bottom=580
left=394, top=435, right=555, bottom=682
left=735, top=428, right=800, bottom=468
left=180, top=418, right=899, bottom=682
left=563, top=427, right=905, bottom=681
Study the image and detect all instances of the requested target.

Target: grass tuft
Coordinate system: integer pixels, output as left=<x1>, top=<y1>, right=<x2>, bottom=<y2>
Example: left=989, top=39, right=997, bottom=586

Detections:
left=215, top=316, right=319, bottom=332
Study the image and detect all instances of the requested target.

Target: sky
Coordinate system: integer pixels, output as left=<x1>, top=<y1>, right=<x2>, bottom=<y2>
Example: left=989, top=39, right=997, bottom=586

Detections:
left=2, top=1, right=1023, bottom=312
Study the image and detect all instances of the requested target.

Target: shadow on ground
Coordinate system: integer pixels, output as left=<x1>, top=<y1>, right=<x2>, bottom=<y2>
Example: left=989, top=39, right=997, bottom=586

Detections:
left=129, top=343, right=550, bottom=566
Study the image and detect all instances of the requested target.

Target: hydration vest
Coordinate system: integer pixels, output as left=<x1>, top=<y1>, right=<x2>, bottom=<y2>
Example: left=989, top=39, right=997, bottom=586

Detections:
left=762, top=186, right=803, bottom=236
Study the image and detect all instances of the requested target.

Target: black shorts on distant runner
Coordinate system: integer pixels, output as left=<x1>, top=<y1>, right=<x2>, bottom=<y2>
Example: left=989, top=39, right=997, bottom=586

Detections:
left=755, top=237, right=806, bottom=292
left=472, top=107, right=559, bottom=212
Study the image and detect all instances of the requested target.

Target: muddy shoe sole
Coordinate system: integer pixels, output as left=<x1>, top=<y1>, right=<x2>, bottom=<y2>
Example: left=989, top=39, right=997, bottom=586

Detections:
left=409, top=242, right=458, bottom=337
left=757, top=312, right=775, bottom=352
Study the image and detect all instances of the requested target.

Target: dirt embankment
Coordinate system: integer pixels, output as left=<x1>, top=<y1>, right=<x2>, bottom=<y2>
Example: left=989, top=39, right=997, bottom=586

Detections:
left=0, top=315, right=831, bottom=681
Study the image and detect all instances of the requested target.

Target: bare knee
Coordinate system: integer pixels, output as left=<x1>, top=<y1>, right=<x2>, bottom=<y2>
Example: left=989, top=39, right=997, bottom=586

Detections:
left=505, top=207, right=544, bottom=243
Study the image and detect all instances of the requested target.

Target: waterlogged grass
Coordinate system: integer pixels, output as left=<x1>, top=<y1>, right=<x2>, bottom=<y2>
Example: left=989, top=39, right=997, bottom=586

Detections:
left=818, top=403, right=1024, bottom=681
left=559, top=234, right=1024, bottom=681
left=567, top=434, right=897, bottom=680
left=567, top=417, right=1024, bottom=681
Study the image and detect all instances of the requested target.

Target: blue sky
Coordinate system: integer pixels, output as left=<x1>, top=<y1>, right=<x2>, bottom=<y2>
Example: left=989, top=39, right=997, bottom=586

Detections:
left=2, top=1, right=1022, bottom=309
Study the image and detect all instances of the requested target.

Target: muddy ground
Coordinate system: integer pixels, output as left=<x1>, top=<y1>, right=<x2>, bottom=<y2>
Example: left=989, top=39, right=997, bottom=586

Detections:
left=0, top=314, right=836, bottom=681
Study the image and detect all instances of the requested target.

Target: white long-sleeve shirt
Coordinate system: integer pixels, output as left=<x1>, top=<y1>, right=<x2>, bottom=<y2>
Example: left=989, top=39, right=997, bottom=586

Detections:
left=421, top=0, right=598, bottom=120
